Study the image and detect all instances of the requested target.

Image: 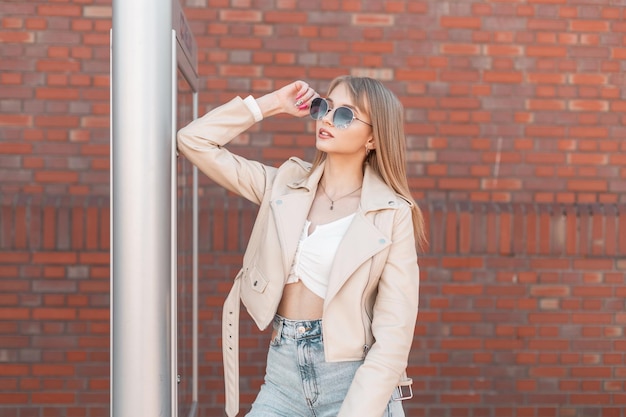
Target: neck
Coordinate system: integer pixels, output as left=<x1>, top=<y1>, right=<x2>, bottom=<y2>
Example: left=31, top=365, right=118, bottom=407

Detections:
left=321, top=159, right=364, bottom=196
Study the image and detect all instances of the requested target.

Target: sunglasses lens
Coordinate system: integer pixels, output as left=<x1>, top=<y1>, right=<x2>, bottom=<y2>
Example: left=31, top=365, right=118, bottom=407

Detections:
left=309, top=98, right=327, bottom=120
left=334, top=107, right=354, bottom=129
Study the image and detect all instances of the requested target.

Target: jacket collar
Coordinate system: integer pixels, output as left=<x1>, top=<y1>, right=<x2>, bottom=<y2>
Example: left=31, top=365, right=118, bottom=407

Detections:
left=287, top=159, right=408, bottom=214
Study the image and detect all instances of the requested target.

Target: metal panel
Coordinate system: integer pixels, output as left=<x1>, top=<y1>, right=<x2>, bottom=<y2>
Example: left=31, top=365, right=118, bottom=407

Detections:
left=172, top=0, right=198, bottom=92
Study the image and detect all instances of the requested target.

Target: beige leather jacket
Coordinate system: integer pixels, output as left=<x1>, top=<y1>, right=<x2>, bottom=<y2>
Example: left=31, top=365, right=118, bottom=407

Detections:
left=177, top=97, right=420, bottom=417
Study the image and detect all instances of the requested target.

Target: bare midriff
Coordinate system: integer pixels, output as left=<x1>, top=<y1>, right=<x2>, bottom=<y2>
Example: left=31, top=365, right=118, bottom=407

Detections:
left=277, top=281, right=324, bottom=320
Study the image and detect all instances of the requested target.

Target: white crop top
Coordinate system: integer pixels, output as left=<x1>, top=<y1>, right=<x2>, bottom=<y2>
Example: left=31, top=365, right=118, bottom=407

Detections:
left=286, top=213, right=356, bottom=299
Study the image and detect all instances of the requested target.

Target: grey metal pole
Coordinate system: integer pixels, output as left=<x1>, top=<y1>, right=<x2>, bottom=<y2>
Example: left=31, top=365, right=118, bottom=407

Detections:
left=111, top=0, right=173, bottom=415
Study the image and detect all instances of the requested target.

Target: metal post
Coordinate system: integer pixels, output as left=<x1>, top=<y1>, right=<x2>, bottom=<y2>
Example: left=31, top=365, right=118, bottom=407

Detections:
left=111, top=0, right=173, bottom=415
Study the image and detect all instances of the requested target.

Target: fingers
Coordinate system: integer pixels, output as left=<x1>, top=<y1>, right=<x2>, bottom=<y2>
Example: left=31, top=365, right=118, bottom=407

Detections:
left=274, top=80, right=319, bottom=116
left=293, top=82, right=318, bottom=111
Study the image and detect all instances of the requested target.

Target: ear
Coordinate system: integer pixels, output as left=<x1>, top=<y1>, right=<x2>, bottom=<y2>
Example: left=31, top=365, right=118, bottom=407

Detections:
left=366, top=136, right=376, bottom=150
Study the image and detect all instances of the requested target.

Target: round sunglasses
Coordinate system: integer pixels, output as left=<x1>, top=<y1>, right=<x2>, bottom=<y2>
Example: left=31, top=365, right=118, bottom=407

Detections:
left=309, top=97, right=372, bottom=129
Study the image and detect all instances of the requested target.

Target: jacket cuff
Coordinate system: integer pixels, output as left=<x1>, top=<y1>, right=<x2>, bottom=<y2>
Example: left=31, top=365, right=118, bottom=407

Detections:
left=243, top=95, right=263, bottom=122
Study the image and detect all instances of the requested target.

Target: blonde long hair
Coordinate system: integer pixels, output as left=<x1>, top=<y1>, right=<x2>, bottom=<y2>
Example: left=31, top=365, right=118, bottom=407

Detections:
left=309, top=75, right=426, bottom=250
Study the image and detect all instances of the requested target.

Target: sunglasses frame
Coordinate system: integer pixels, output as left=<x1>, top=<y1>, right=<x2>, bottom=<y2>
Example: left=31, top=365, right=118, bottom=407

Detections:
left=309, top=97, right=372, bottom=129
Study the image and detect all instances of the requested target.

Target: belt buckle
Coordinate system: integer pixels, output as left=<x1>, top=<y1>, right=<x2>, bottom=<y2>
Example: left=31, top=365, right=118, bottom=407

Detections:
left=393, top=378, right=413, bottom=401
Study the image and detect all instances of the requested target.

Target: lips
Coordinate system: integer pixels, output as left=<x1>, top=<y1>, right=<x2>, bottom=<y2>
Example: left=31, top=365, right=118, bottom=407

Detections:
left=318, top=128, right=334, bottom=138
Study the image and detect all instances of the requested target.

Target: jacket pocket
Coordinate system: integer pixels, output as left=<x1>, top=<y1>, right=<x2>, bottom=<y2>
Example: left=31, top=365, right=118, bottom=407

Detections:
left=245, top=266, right=268, bottom=294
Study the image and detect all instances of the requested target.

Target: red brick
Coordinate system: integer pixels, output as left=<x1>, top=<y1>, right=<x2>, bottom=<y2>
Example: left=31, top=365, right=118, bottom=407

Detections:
left=567, top=153, right=608, bottom=165
left=569, top=100, right=608, bottom=112
left=569, top=127, right=608, bottom=138
left=219, top=10, right=262, bottom=22
left=570, top=20, right=610, bottom=32
left=31, top=392, right=75, bottom=404
left=438, top=178, right=480, bottom=190
left=441, top=44, right=481, bottom=55
left=0, top=308, right=30, bottom=320
left=525, top=126, right=566, bottom=138
left=567, top=180, right=607, bottom=192
left=32, top=308, right=76, bottom=320
left=219, top=37, right=263, bottom=49
left=0, top=392, right=28, bottom=404
left=440, top=16, right=482, bottom=29
left=527, top=99, right=565, bottom=111
left=569, top=73, right=608, bottom=85
left=0, top=31, right=34, bottom=43
left=484, top=71, right=523, bottom=83
left=0, top=115, right=32, bottom=128
left=31, top=252, right=77, bottom=265
left=527, top=45, right=567, bottom=57
left=32, top=364, right=75, bottom=376
left=352, top=14, right=394, bottom=26
left=352, top=41, right=393, bottom=54
left=78, top=309, right=108, bottom=321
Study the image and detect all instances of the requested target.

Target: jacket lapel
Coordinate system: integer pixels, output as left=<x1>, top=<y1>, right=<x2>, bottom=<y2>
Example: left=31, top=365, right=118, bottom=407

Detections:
left=270, top=162, right=324, bottom=277
left=324, top=166, right=401, bottom=303
left=270, top=193, right=312, bottom=276
left=324, top=213, right=390, bottom=303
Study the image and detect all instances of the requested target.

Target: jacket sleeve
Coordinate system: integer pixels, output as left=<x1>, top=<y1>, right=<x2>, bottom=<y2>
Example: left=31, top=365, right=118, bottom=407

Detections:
left=176, top=96, right=275, bottom=205
left=339, top=204, right=420, bottom=417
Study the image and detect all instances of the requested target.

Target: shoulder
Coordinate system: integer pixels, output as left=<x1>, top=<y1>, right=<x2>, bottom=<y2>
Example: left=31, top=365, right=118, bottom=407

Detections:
left=362, top=167, right=413, bottom=214
left=283, top=156, right=312, bottom=171
left=266, top=157, right=313, bottom=192
left=274, top=156, right=312, bottom=179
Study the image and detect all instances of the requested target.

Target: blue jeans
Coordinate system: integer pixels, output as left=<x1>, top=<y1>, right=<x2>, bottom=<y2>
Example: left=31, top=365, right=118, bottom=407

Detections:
left=245, top=315, right=405, bottom=417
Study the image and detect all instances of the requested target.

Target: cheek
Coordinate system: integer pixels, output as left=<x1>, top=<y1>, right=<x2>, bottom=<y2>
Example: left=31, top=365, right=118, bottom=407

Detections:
left=341, top=133, right=371, bottom=152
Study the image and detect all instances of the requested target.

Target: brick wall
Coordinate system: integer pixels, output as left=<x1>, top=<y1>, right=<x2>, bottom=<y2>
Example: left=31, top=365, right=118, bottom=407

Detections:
left=1, top=198, right=624, bottom=416
left=0, top=198, right=110, bottom=417
left=1, top=0, right=625, bottom=416
left=1, top=1, right=625, bottom=203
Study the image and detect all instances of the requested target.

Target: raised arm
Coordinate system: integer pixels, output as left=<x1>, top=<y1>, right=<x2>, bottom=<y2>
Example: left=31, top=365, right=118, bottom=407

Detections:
left=176, top=81, right=318, bottom=204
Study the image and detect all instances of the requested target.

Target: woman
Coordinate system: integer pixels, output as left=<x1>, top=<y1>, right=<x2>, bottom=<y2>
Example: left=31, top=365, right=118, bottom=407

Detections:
left=177, top=76, right=425, bottom=417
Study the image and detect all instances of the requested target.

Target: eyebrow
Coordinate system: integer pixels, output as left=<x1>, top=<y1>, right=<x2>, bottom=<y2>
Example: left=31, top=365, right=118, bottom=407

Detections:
left=326, top=98, right=359, bottom=112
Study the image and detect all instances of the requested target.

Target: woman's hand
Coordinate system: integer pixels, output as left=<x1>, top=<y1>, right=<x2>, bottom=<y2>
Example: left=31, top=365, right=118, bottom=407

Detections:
left=256, top=80, right=319, bottom=119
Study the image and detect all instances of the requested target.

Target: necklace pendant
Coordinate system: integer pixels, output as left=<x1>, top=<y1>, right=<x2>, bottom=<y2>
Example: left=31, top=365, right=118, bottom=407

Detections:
left=330, top=202, right=334, bottom=210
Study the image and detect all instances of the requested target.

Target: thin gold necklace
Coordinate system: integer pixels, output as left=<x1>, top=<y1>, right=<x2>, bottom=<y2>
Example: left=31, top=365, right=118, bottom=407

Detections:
left=319, top=181, right=362, bottom=210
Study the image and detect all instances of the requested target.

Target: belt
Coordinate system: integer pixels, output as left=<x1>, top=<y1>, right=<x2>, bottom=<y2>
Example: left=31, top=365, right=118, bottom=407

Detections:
left=394, top=374, right=413, bottom=401
left=222, top=278, right=241, bottom=417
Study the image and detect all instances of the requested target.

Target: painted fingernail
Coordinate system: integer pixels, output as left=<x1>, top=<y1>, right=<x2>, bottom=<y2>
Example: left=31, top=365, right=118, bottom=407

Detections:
left=298, top=104, right=309, bottom=110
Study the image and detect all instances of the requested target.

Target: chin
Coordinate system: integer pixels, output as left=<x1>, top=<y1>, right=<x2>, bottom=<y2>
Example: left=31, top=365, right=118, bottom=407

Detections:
left=315, top=139, right=331, bottom=151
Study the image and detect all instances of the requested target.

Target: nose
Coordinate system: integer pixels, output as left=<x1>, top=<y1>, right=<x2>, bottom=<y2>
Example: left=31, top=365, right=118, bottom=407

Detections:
left=322, top=108, right=334, bottom=126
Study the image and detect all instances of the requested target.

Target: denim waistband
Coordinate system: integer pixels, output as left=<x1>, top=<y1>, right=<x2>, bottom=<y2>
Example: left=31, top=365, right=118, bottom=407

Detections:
left=273, top=314, right=323, bottom=340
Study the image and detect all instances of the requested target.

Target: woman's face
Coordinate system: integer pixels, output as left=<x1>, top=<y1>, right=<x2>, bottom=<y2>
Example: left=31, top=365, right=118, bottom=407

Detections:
left=314, top=83, right=374, bottom=159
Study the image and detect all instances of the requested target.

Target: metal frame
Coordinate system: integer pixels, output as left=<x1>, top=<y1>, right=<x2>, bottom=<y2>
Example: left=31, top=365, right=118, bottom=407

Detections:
left=170, top=30, right=179, bottom=417
left=171, top=2, right=199, bottom=415
left=189, top=97, right=199, bottom=417
left=171, top=29, right=200, bottom=417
